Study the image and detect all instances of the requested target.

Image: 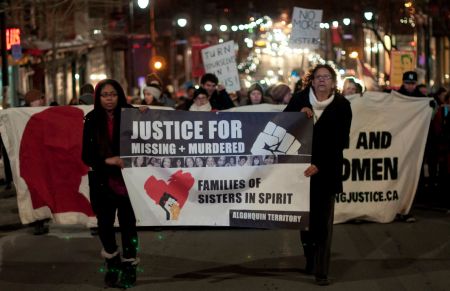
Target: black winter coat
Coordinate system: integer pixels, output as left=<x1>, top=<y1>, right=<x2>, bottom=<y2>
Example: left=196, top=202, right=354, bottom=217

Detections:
left=284, top=88, right=352, bottom=196
left=82, top=107, right=131, bottom=186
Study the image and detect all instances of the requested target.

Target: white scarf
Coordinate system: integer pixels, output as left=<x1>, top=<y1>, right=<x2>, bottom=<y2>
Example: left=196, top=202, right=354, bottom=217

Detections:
left=309, top=88, right=335, bottom=123
left=189, top=102, right=212, bottom=112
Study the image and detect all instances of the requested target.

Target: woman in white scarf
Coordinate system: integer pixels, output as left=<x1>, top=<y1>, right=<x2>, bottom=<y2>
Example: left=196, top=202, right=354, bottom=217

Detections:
left=284, top=64, right=352, bottom=286
left=189, top=87, right=212, bottom=112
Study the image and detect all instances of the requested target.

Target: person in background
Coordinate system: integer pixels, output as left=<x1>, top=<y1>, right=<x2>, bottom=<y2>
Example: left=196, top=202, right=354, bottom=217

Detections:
left=421, top=87, right=448, bottom=193
left=240, top=83, right=273, bottom=106
left=416, top=84, right=428, bottom=96
left=141, top=84, right=163, bottom=106
left=79, top=83, right=95, bottom=105
left=294, top=79, right=304, bottom=94
left=24, top=89, right=45, bottom=107
left=397, top=71, right=426, bottom=97
left=200, top=73, right=234, bottom=110
left=82, top=79, right=140, bottom=288
left=0, top=91, right=12, bottom=191
left=432, top=91, right=450, bottom=207
left=146, top=73, right=175, bottom=107
left=176, top=86, right=196, bottom=111
left=271, top=83, right=292, bottom=104
left=0, top=135, right=12, bottom=190
left=189, top=87, right=212, bottom=112
left=342, top=77, right=363, bottom=96
left=284, top=64, right=352, bottom=286
left=396, top=71, right=427, bottom=223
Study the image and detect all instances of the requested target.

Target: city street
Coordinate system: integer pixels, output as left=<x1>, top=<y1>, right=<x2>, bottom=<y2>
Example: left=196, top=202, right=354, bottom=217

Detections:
left=0, top=186, right=449, bottom=291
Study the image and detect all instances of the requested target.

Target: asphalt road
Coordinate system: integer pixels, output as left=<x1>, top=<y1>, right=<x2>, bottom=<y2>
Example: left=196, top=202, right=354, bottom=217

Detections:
left=0, top=185, right=449, bottom=291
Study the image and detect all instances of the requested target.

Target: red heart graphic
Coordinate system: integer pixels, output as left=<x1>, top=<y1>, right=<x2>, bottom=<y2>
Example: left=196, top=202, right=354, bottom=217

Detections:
left=144, top=170, right=194, bottom=208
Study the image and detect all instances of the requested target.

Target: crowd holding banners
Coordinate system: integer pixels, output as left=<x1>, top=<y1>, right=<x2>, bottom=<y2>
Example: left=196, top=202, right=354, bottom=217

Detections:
left=0, top=88, right=432, bottom=228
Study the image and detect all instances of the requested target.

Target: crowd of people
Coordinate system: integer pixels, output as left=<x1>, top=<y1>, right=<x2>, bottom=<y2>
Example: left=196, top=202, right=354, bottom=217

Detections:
left=1, top=63, right=449, bottom=288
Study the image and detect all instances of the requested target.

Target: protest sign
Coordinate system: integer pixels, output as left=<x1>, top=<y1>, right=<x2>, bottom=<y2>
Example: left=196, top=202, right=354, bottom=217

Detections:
left=201, top=41, right=241, bottom=92
left=289, top=7, right=323, bottom=49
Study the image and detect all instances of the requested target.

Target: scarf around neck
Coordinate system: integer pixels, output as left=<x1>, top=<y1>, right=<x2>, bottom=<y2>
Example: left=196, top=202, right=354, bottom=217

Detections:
left=189, top=102, right=212, bottom=112
left=309, top=87, right=335, bottom=123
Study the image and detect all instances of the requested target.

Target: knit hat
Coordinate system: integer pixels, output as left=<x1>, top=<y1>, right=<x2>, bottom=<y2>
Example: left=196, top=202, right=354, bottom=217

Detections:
left=25, top=89, right=43, bottom=105
left=146, top=73, right=163, bottom=87
left=142, top=84, right=162, bottom=100
left=247, top=83, right=264, bottom=98
left=193, top=87, right=208, bottom=100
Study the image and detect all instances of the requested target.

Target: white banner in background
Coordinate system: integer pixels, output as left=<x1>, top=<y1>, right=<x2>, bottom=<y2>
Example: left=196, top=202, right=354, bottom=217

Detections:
left=335, top=91, right=432, bottom=223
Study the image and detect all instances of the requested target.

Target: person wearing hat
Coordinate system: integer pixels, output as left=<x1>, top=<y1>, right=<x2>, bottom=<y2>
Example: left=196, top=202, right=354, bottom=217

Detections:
left=141, top=84, right=163, bottom=106
left=24, top=89, right=45, bottom=107
left=79, top=83, right=95, bottom=105
left=189, top=87, right=212, bottom=111
left=395, top=70, right=426, bottom=224
left=240, top=83, right=273, bottom=106
left=397, top=71, right=426, bottom=97
left=145, top=73, right=175, bottom=107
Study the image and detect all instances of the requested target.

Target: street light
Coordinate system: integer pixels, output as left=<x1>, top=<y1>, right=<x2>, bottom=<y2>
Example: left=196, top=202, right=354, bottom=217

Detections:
left=204, top=24, right=213, bottom=31
left=177, top=18, right=187, bottom=28
left=137, top=0, right=149, bottom=9
left=364, top=12, right=374, bottom=21
left=343, top=18, right=351, bottom=26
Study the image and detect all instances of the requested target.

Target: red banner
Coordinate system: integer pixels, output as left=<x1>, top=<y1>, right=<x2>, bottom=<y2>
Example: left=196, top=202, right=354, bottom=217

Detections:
left=191, top=43, right=209, bottom=78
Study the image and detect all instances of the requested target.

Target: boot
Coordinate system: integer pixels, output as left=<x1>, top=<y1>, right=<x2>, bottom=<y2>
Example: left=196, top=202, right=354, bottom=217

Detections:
left=102, top=249, right=121, bottom=287
left=119, top=258, right=139, bottom=289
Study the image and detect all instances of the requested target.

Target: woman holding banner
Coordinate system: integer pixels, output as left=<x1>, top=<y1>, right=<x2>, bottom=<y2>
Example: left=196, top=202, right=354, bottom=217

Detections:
left=82, top=79, right=139, bottom=288
left=284, top=64, right=352, bottom=286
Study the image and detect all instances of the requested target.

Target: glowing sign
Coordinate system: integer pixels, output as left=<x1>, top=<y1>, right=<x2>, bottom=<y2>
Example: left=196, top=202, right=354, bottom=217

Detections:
left=6, top=28, right=21, bottom=50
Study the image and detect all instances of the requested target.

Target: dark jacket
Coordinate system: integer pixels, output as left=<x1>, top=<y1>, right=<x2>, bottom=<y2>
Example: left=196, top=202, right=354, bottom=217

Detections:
left=82, top=104, right=133, bottom=186
left=209, top=89, right=235, bottom=110
left=284, top=88, right=352, bottom=195
left=397, top=86, right=426, bottom=97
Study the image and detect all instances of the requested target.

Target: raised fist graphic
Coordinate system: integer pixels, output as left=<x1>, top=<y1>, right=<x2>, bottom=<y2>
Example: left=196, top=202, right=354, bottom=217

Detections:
left=250, top=121, right=301, bottom=155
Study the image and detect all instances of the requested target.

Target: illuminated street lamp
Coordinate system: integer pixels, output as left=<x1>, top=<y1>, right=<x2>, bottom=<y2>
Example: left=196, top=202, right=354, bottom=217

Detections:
left=364, top=12, right=374, bottom=21
left=177, top=18, right=187, bottom=28
left=343, top=18, right=351, bottom=26
left=137, top=0, right=149, bottom=9
left=204, top=23, right=213, bottom=31
left=153, top=60, right=162, bottom=70
left=219, top=24, right=228, bottom=32
left=349, top=51, right=359, bottom=59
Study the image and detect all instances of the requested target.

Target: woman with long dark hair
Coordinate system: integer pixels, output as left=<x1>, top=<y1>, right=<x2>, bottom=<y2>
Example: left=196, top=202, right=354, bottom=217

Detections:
left=82, top=79, right=139, bottom=288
